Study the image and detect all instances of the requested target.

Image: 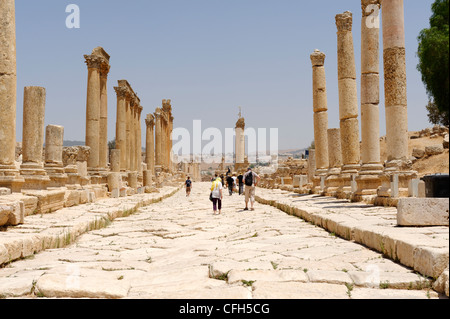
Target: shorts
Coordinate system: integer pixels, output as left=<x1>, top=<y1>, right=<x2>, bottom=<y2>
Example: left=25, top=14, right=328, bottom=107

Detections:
left=245, top=185, right=256, bottom=203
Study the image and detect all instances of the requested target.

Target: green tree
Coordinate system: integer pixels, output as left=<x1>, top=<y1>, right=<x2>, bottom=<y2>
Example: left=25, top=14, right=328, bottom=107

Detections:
left=417, top=0, right=449, bottom=124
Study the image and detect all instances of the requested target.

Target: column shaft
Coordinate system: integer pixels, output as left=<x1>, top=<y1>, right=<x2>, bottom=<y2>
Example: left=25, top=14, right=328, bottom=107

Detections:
left=99, top=66, right=109, bottom=169
left=336, top=11, right=360, bottom=174
left=114, top=86, right=127, bottom=171
left=84, top=55, right=102, bottom=170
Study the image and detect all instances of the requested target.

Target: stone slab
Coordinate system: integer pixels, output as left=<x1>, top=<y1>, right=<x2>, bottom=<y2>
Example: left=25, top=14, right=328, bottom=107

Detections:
left=397, top=198, right=449, bottom=226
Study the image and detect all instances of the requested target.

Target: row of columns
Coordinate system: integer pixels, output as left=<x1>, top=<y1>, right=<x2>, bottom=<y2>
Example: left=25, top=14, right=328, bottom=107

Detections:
left=113, top=80, right=143, bottom=174
left=311, top=0, right=416, bottom=201
left=152, top=100, right=174, bottom=173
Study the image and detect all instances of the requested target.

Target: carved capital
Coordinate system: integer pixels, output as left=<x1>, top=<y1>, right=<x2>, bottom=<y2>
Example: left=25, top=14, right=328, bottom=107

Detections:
left=100, top=63, right=111, bottom=77
left=84, top=55, right=103, bottom=69
left=236, top=117, right=245, bottom=130
left=336, top=11, right=353, bottom=32
left=146, top=114, right=155, bottom=127
left=310, top=49, right=326, bottom=67
left=362, top=0, right=380, bottom=17
left=114, top=86, right=128, bottom=98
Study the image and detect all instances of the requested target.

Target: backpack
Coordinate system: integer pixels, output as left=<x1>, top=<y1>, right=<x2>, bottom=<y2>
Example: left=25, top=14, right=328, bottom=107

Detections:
left=245, top=172, right=253, bottom=186
left=186, top=180, right=192, bottom=187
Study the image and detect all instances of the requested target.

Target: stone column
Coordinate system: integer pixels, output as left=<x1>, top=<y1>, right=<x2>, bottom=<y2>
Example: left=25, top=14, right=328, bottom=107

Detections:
left=377, top=0, right=417, bottom=200
left=168, top=115, right=174, bottom=173
left=307, top=149, right=316, bottom=184
left=20, top=87, right=50, bottom=189
left=145, top=114, right=155, bottom=174
left=324, top=128, right=342, bottom=196
left=99, top=63, right=110, bottom=170
left=355, top=0, right=384, bottom=200
left=110, top=149, right=121, bottom=173
left=129, top=102, right=136, bottom=172
left=235, top=117, right=246, bottom=171
left=125, top=93, right=132, bottom=171
left=336, top=11, right=361, bottom=198
left=154, top=109, right=163, bottom=169
left=114, top=86, right=128, bottom=171
left=44, top=125, right=67, bottom=187
left=136, top=105, right=143, bottom=174
left=310, top=50, right=329, bottom=193
left=0, top=0, right=24, bottom=191
left=84, top=54, right=102, bottom=172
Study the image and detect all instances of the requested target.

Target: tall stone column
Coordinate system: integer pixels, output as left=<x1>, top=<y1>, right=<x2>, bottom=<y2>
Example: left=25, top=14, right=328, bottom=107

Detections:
left=336, top=11, right=361, bottom=198
left=154, top=109, right=163, bottom=170
left=0, top=0, right=24, bottom=191
left=125, top=93, right=132, bottom=171
left=324, top=128, right=342, bottom=196
left=20, top=87, right=51, bottom=189
left=377, top=0, right=417, bottom=200
left=114, top=86, right=128, bottom=171
left=310, top=49, right=329, bottom=193
left=44, top=125, right=67, bottom=187
left=129, top=102, right=136, bottom=172
left=145, top=114, right=155, bottom=174
left=168, top=115, right=174, bottom=173
left=84, top=54, right=102, bottom=172
left=235, top=116, right=246, bottom=172
left=99, top=63, right=110, bottom=170
left=161, top=113, right=167, bottom=170
left=136, top=105, right=143, bottom=174
left=355, top=0, right=384, bottom=200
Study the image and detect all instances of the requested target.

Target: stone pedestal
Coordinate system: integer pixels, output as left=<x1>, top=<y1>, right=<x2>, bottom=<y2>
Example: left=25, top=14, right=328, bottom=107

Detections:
left=0, top=0, right=24, bottom=192
left=44, top=125, right=68, bottom=187
left=20, top=87, right=50, bottom=190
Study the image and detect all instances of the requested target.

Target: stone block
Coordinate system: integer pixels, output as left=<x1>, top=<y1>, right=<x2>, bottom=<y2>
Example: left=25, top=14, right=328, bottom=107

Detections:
left=425, top=145, right=444, bottom=156
left=22, top=189, right=66, bottom=215
left=397, top=198, right=449, bottom=226
left=412, top=148, right=425, bottom=159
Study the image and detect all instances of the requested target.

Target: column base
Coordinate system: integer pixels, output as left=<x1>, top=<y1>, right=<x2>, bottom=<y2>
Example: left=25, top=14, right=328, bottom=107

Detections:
left=334, top=164, right=360, bottom=199
left=324, top=168, right=341, bottom=197
left=353, top=163, right=384, bottom=201
left=20, top=163, right=51, bottom=190
left=375, top=160, right=418, bottom=206
left=0, top=164, right=25, bottom=193
left=312, top=169, right=328, bottom=194
left=45, top=164, right=68, bottom=188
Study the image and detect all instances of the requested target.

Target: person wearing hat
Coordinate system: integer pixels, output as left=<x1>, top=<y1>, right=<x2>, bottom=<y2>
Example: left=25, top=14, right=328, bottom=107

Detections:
left=243, top=167, right=260, bottom=211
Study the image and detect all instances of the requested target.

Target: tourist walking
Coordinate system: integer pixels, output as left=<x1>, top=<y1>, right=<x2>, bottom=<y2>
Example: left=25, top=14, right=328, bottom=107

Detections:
left=243, top=168, right=260, bottom=211
left=226, top=174, right=234, bottom=196
left=211, top=175, right=223, bottom=215
left=237, top=172, right=244, bottom=195
left=185, top=176, right=192, bottom=197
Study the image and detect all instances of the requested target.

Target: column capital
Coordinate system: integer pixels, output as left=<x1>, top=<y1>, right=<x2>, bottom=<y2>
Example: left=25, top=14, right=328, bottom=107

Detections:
left=362, top=0, right=380, bottom=16
left=114, top=86, right=128, bottom=98
left=236, top=117, right=245, bottom=130
left=336, top=11, right=353, bottom=32
left=84, top=54, right=103, bottom=69
left=310, top=49, right=326, bottom=67
left=100, top=63, right=111, bottom=78
left=146, top=114, right=155, bottom=127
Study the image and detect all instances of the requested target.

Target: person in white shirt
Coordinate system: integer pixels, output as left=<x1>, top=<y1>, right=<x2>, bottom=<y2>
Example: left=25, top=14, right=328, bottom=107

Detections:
left=210, top=175, right=223, bottom=215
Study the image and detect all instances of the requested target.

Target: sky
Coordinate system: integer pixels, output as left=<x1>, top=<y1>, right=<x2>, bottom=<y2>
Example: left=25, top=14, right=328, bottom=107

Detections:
left=14, top=0, right=435, bottom=152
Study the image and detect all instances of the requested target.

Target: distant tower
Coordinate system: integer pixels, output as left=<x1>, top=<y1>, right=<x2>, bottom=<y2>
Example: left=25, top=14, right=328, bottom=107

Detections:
left=235, top=107, right=245, bottom=171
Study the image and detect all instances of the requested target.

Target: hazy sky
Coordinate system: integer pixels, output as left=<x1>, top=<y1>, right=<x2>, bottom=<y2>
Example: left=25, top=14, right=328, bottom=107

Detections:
left=14, top=0, right=435, bottom=151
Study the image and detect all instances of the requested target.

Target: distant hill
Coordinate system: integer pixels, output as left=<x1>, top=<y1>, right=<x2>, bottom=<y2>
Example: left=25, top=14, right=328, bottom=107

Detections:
left=63, top=141, right=85, bottom=147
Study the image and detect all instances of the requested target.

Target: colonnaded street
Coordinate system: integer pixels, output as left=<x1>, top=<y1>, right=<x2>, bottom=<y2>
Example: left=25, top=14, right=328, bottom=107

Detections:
left=0, top=183, right=442, bottom=299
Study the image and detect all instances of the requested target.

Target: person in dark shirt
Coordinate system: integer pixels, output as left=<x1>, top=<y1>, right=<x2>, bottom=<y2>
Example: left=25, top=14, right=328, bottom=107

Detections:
left=226, top=175, right=234, bottom=196
left=237, top=173, right=244, bottom=196
left=185, top=177, right=192, bottom=197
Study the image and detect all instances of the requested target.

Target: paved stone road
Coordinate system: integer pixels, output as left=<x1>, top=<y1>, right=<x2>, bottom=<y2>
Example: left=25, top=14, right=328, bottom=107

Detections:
left=0, top=183, right=441, bottom=299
